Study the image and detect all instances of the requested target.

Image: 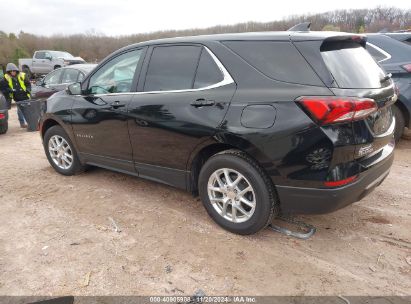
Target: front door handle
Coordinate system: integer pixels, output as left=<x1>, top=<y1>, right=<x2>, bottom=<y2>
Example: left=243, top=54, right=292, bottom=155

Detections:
left=110, top=101, right=126, bottom=109
left=190, top=98, right=215, bottom=107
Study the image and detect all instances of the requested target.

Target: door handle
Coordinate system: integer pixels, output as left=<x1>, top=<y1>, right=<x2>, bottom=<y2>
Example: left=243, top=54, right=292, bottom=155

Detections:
left=190, top=98, right=215, bottom=107
left=110, top=101, right=126, bottom=109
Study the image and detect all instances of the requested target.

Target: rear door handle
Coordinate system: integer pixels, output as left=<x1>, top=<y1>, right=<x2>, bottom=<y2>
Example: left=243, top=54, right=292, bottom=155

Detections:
left=110, top=101, right=126, bottom=109
left=190, top=98, right=215, bottom=107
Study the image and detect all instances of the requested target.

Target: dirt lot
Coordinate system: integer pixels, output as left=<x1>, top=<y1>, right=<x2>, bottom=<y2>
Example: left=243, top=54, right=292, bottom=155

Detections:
left=0, top=107, right=410, bottom=296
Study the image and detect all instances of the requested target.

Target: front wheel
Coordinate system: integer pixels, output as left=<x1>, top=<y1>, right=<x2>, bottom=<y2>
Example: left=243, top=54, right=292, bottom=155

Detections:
left=198, top=150, right=279, bottom=235
left=43, top=125, right=84, bottom=175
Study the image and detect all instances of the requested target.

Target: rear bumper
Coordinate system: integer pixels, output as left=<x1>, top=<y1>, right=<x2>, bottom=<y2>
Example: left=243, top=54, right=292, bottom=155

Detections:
left=276, top=144, right=394, bottom=214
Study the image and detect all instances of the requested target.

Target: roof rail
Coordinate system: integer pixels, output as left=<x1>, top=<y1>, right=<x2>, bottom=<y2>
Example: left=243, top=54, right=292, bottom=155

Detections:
left=287, top=22, right=311, bottom=32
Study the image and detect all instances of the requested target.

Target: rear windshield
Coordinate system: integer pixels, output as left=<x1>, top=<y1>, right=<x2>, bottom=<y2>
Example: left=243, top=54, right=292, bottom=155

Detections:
left=321, top=41, right=385, bottom=89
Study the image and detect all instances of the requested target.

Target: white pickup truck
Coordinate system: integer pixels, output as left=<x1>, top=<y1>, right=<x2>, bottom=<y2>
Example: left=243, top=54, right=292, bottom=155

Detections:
left=18, top=50, right=85, bottom=78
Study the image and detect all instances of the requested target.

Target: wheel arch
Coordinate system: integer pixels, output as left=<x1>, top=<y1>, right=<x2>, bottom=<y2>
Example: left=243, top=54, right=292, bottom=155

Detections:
left=187, top=135, right=275, bottom=195
left=41, top=118, right=60, bottom=139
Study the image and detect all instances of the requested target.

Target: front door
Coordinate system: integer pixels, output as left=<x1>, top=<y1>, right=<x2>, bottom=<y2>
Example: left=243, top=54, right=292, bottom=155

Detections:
left=127, top=44, right=236, bottom=188
left=71, top=48, right=146, bottom=172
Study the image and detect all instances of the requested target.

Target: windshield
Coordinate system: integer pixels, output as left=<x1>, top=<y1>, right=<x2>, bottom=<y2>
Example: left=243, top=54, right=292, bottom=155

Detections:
left=321, top=41, right=385, bottom=89
left=50, top=51, right=74, bottom=59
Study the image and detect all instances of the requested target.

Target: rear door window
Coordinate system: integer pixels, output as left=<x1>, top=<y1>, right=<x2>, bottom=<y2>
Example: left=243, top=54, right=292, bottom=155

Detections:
left=144, top=45, right=202, bottom=91
left=321, top=41, right=385, bottom=89
left=222, top=41, right=322, bottom=86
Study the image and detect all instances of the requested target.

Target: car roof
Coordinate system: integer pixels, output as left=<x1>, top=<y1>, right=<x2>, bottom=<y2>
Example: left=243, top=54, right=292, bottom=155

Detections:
left=117, top=31, right=363, bottom=51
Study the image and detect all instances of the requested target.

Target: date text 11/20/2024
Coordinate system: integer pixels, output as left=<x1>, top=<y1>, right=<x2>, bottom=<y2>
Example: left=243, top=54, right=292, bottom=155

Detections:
left=149, top=296, right=256, bottom=303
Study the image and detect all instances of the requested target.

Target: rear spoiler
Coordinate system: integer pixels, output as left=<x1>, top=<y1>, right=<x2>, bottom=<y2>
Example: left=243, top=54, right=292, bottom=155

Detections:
left=287, top=22, right=311, bottom=32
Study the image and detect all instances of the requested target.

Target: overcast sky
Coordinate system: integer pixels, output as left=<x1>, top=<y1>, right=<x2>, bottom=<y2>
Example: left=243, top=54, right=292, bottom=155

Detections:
left=1, top=0, right=410, bottom=36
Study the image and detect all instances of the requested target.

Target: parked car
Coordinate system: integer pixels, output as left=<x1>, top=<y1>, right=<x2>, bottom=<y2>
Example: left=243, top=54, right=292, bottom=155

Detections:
left=32, top=64, right=97, bottom=103
left=40, top=31, right=396, bottom=235
left=366, top=34, right=411, bottom=141
left=19, top=50, right=86, bottom=79
left=0, top=93, right=8, bottom=134
left=382, top=32, right=411, bottom=46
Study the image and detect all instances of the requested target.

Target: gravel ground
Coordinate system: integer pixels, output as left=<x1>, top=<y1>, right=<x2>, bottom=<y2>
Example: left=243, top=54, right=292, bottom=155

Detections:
left=0, top=107, right=410, bottom=296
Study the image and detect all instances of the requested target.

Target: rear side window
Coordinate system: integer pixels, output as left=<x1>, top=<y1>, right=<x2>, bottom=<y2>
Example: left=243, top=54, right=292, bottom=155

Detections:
left=321, top=41, right=385, bottom=89
left=222, top=41, right=322, bottom=86
left=193, top=49, right=224, bottom=89
left=144, top=45, right=202, bottom=91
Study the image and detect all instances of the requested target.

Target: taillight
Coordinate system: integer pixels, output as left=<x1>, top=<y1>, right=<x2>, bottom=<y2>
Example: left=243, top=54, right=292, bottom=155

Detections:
left=324, top=175, right=357, bottom=187
left=297, top=96, right=377, bottom=125
left=402, top=63, right=411, bottom=72
left=0, top=113, right=5, bottom=120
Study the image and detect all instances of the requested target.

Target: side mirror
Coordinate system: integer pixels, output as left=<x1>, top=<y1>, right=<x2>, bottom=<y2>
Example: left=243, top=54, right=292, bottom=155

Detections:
left=67, top=82, right=82, bottom=95
left=45, top=54, right=52, bottom=61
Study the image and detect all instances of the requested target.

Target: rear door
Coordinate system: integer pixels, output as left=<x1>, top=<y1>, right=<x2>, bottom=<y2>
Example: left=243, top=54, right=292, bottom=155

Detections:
left=127, top=44, right=236, bottom=188
left=71, top=48, right=146, bottom=172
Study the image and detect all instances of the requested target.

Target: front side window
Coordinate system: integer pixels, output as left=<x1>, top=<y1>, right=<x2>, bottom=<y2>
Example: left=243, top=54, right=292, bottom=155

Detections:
left=144, top=45, right=202, bottom=91
left=61, top=69, right=80, bottom=84
left=44, top=69, right=63, bottom=85
left=88, top=49, right=143, bottom=94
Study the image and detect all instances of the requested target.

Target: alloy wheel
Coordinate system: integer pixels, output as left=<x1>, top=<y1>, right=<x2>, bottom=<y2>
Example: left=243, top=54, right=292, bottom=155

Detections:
left=48, top=135, right=73, bottom=170
left=207, top=168, right=256, bottom=223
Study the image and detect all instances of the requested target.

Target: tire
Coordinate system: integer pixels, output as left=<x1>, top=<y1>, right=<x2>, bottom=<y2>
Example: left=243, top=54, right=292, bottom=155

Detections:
left=54, top=65, right=61, bottom=70
left=198, top=149, right=279, bottom=235
left=0, top=121, right=8, bottom=134
left=43, top=125, right=84, bottom=176
left=393, top=105, right=405, bottom=143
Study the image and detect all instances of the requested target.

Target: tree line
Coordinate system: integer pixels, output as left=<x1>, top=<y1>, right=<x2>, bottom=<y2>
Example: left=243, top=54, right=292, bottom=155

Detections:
left=0, top=6, right=410, bottom=65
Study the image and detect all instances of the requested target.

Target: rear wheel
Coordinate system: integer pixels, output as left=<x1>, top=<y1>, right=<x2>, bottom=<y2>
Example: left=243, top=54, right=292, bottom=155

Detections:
left=393, top=105, right=405, bottom=143
left=43, top=125, right=84, bottom=175
left=0, top=121, right=8, bottom=134
left=198, top=150, right=279, bottom=235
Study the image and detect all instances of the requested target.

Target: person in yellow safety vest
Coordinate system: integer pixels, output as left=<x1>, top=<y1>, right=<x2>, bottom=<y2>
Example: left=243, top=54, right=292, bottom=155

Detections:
left=0, top=63, right=31, bottom=128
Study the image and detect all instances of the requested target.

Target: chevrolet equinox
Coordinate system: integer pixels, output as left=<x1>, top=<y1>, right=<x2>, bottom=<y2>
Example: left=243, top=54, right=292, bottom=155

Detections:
left=40, top=31, right=396, bottom=235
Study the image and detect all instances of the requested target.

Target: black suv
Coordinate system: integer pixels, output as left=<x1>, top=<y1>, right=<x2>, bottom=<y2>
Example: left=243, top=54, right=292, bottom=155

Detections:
left=40, top=31, right=396, bottom=235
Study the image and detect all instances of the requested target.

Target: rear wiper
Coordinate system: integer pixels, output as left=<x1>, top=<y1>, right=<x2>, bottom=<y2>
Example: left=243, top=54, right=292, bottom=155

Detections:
left=380, top=73, right=392, bottom=83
